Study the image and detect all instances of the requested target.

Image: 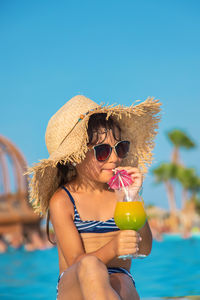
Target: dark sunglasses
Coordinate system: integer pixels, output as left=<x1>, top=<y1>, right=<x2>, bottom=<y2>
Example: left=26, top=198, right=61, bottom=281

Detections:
left=92, top=140, right=130, bottom=162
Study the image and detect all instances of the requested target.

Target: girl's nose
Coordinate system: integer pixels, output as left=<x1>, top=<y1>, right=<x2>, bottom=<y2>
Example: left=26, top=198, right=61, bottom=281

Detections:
left=108, top=147, right=120, bottom=163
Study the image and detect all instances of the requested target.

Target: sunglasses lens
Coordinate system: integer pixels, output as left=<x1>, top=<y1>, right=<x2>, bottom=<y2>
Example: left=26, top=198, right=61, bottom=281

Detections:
left=95, top=144, right=111, bottom=161
left=115, top=141, right=130, bottom=158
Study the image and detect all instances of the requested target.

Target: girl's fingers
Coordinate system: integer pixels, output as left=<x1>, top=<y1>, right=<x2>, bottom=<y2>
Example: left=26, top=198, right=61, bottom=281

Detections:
left=121, top=246, right=139, bottom=254
left=130, top=173, right=143, bottom=181
left=122, top=237, right=140, bottom=244
left=114, top=167, right=143, bottom=182
left=130, top=174, right=142, bottom=182
left=129, top=172, right=142, bottom=177
left=120, top=230, right=140, bottom=237
left=127, top=171, right=143, bottom=179
left=126, top=167, right=140, bottom=172
left=126, top=171, right=142, bottom=178
left=115, top=166, right=141, bottom=173
left=119, top=232, right=140, bottom=241
left=126, top=167, right=141, bottom=172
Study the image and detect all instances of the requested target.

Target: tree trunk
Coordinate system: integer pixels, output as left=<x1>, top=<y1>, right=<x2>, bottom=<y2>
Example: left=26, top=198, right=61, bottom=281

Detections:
left=164, top=180, right=176, bottom=214
left=171, top=147, right=178, bottom=164
left=181, top=188, right=188, bottom=209
left=171, top=146, right=185, bottom=166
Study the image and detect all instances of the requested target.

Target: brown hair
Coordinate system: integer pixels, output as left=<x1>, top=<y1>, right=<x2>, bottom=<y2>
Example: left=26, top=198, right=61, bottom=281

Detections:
left=46, top=113, right=121, bottom=244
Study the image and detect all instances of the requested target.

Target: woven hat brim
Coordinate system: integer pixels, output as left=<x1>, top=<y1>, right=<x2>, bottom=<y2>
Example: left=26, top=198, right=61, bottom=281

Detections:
left=26, top=97, right=161, bottom=215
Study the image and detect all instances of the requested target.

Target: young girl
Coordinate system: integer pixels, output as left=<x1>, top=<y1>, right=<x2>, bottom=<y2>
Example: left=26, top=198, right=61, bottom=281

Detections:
left=27, top=95, right=161, bottom=300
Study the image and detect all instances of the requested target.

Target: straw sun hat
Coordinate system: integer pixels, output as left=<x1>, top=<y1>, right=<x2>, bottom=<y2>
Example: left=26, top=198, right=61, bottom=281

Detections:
left=26, top=95, right=161, bottom=215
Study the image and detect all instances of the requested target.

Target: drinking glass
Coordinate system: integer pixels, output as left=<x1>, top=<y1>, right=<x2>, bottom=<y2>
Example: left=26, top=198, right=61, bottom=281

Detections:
left=114, top=187, right=147, bottom=259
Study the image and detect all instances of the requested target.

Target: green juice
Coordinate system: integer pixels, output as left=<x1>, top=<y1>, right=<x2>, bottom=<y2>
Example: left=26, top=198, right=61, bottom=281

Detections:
left=114, top=201, right=147, bottom=231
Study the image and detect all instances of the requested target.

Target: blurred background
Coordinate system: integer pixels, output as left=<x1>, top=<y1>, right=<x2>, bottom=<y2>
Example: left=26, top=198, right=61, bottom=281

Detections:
left=0, top=1, right=200, bottom=299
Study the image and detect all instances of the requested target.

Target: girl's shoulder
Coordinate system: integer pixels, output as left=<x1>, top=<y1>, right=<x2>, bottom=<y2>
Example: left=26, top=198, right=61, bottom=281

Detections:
left=49, top=185, right=74, bottom=217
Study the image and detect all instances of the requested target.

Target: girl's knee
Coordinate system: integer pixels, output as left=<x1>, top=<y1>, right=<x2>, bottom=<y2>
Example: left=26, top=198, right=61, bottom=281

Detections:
left=78, top=255, right=106, bottom=269
left=77, top=255, right=108, bottom=280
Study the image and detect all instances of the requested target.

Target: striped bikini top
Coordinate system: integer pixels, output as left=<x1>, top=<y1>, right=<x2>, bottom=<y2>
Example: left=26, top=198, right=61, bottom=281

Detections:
left=62, top=186, right=120, bottom=234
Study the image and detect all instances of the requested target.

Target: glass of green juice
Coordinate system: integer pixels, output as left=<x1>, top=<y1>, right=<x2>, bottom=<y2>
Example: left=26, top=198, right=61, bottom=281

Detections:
left=114, top=188, right=147, bottom=259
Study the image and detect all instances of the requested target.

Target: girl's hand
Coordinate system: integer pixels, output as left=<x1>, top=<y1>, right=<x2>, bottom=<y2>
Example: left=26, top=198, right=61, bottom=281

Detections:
left=114, top=166, right=143, bottom=195
left=112, top=230, right=142, bottom=257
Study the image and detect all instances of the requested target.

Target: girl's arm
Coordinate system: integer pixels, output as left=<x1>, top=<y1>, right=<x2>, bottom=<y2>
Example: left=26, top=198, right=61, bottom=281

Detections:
left=49, top=190, right=140, bottom=266
left=138, top=221, right=152, bottom=255
left=49, top=190, right=86, bottom=266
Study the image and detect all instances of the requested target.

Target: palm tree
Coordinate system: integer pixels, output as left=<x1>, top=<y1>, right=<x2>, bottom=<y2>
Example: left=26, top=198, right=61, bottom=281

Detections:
left=167, top=129, right=195, bottom=164
left=152, top=163, right=178, bottom=214
left=176, top=166, right=200, bottom=208
left=167, top=129, right=196, bottom=209
left=152, top=129, right=197, bottom=215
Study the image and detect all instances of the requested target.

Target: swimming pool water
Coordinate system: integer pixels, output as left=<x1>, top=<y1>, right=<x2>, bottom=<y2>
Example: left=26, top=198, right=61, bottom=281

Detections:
left=0, top=238, right=200, bottom=300
left=132, top=237, right=200, bottom=298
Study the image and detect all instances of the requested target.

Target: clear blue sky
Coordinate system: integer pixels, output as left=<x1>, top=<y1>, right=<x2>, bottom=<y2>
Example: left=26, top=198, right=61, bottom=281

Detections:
left=0, top=0, right=200, bottom=209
